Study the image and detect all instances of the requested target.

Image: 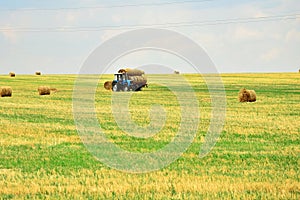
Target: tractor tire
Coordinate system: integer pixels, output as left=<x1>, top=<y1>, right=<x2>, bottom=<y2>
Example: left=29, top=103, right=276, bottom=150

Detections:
left=112, top=84, right=118, bottom=92
left=131, top=85, right=137, bottom=91
left=123, top=85, right=129, bottom=92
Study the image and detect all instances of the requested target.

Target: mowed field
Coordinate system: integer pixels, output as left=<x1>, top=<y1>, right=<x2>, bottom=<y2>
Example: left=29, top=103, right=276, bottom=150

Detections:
left=0, top=73, right=299, bottom=199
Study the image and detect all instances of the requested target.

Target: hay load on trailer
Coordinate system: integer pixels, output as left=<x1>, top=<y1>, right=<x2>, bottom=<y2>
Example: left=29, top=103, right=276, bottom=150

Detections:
left=104, top=68, right=147, bottom=92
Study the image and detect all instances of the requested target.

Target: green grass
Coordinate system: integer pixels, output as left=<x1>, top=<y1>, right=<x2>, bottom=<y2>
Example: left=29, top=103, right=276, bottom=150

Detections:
left=0, top=73, right=299, bottom=199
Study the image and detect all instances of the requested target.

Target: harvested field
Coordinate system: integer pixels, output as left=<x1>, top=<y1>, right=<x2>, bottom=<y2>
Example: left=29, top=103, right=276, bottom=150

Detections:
left=0, top=73, right=299, bottom=199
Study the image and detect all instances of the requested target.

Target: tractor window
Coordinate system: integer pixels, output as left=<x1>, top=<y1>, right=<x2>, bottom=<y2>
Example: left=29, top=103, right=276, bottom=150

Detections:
left=114, top=74, right=124, bottom=82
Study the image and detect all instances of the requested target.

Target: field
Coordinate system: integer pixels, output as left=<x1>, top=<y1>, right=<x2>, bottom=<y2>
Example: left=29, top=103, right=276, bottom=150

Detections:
left=0, top=73, right=299, bottom=199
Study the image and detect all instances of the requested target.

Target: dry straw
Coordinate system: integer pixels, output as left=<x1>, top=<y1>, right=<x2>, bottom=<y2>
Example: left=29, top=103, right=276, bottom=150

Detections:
left=238, top=88, right=256, bottom=102
left=9, top=72, right=15, bottom=77
left=126, top=68, right=145, bottom=76
left=129, top=76, right=147, bottom=83
left=38, top=86, right=51, bottom=95
left=118, top=69, right=127, bottom=74
left=118, top=68, right=145, bottom=76
left=0, top=87, right=12, bottom=97
left=104, top=81, right=112, bottom=90
left=50, top=88, right=58, bottom=93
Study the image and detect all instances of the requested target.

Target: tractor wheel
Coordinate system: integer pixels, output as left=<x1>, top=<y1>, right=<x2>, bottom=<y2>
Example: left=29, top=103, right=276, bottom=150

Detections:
left=131, top=85, right=137, bottom=91
left=123, top=85, right=129, bottom=92
left=112, top=84, right=118, bottom=92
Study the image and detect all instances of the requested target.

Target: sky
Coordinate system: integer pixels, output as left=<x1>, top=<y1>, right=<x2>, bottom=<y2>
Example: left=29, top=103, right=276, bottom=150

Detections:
left=0, top=0, right=299, bottom=74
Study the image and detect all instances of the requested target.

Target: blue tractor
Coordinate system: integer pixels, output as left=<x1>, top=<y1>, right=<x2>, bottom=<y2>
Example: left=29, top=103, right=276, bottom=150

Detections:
left=112, top=73, right=131, bottom=92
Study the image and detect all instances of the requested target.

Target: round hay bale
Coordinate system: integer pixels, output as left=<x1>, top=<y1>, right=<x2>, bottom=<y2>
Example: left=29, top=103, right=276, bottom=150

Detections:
left=35, top=71, right=41, bottom=75
left=38, top=86, right=51, bottom=95
left=129, top=75, right=147, bottom=82
left=104, top=81, right=112, bottom=90
left=248, top=90, right=257, bottom=102
left=125, top=68, right=144, bottom=76
left=118, top=68, right=145, bottom=76
left=118, top=69, right=127, bottom=74
left=238, top=88, right=256, bottom=102
left=9, top=72, right=15, bottom=77
left=238, top=88, right=249, bottom=102
left=0, top=87, right=12, bottom=97
left=129, top=76, right=136, bottom=82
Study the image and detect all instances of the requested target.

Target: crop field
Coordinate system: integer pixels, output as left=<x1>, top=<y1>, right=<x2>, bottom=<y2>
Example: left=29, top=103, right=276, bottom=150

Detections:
left=0, top=73, right=299, bottom=199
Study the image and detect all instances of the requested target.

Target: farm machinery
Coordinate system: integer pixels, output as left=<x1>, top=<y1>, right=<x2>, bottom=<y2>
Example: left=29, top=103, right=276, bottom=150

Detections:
left=104, top=68, right=147, bottom=92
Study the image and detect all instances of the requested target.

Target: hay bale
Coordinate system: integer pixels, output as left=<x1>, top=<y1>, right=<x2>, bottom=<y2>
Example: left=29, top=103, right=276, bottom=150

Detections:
left=126, top=68, right=144, bottom=76
left=38, top=86, right=51, bottom=95
left=104, top=81, right=112, bottom=90
left=117, top=68, right=145, bottom=76
left=0, top=87, right=12, bottom=97
left=118, top=69, right=127, bottom=74
left=129, top=76, right=147, bottom=83
left=248, top=90, right=256, bottom=102
left=9, top=72, right=15, bottom=77
left=35, top=71, right=41, bottom=75
left=238, top=88, right=256, bottom=102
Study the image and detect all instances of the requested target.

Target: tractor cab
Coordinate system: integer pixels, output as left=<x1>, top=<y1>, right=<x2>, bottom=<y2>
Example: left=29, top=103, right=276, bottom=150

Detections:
left=112, top=72, right=131, bottom=91
left=113, top=73, right=125, bottom=82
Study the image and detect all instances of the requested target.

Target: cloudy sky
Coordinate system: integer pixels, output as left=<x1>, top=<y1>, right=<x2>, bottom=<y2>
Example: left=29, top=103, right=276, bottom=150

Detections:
left=0, top=0, right=299, bottom=74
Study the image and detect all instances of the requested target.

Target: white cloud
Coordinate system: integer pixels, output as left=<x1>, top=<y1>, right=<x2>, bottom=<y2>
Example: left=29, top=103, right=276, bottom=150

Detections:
left=233, top=26, right=263, bottom=40
left=66, top=12, right=77, bottom=23
left=100, top=29, right=127, bottom=42
left=112, top=15, right=122, bottom=23
left=261, top=48, right=281, bottom=62
left=0, top=28, right=19, bottom=44
left=285, top=29, right=300, bottom=42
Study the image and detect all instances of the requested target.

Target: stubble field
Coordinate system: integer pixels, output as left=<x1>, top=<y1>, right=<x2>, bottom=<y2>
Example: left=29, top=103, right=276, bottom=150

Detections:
left=0, top=73, right=299, bottom=199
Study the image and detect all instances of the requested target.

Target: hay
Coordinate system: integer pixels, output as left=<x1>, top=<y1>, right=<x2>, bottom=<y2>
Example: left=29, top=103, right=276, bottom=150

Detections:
left=129, top=76, right=147, bottom=83
left=248, top=90, right=257, bottom=102
left=126, top=68, right=145, bottom=76
left=9, top=72, right=15, bottom=77
left=238, top=88, right=256, bottom=102
left=104, top=81, right=112, bottom=90
left=38, top=86, right=51, bottom=95
left=118, top=68, right=145, bottom=76
left=50, top=88, right=58, bottom=93
left=118, top=69, right=127, bottom=74
left=0, top=87, right=12, bottom=97
left=35, top=71, right=41, bottom=75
